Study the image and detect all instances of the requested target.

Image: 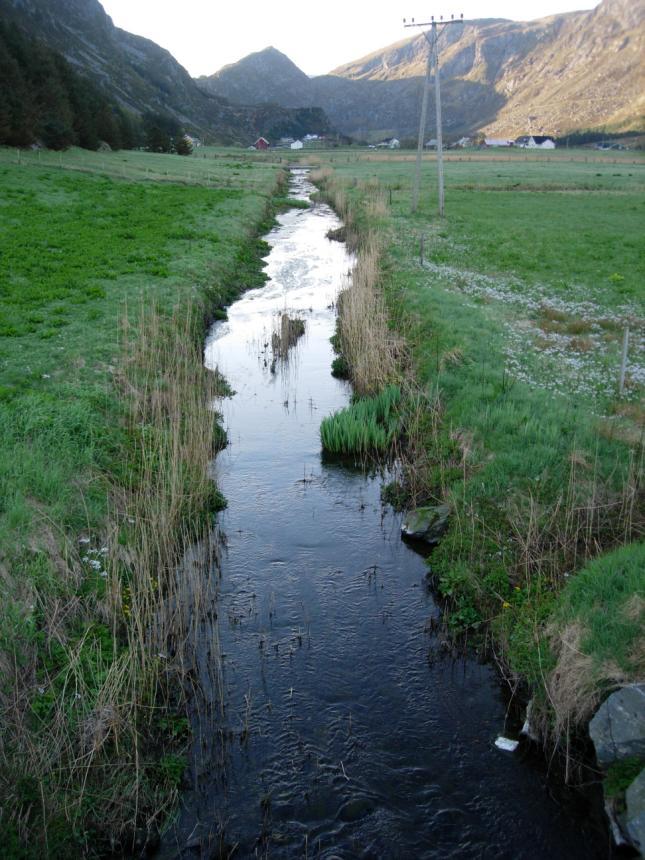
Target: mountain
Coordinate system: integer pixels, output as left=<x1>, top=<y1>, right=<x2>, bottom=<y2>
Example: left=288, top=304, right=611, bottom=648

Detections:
left=197, top=47, right=312, bottom=108
left=0, top=0, right=332, bottom=143
left=198, top=0, right=644, bottom=140
left=483, top=0, right=645, bottom=135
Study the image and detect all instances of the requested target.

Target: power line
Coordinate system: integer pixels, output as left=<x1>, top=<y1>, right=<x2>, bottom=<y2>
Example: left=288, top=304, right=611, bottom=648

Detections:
left=404, top=14, right=464, bottom=216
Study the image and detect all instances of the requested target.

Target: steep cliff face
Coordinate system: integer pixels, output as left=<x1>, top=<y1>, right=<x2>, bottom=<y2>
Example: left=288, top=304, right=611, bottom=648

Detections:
left=484, top=0, right=645, bottom=135
left=199, top=0, right=644, bottom=139
left=0, top=0, right=333, bottom=142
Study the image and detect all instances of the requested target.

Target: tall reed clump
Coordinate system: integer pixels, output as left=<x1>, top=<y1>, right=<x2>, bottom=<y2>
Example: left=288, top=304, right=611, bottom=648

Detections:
left=335, top=232, right=403, bottom=397
left=271, top=313, right=305, bottom=361
left=312, top=170, right=401, bottom=396
left=0, top=299, right=223, bottom=855
left=320, top=385, right=401, bottom=457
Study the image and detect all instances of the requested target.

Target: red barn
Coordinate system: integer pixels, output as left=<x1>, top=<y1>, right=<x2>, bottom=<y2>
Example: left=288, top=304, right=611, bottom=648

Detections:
left=254, top=137, right=269, bottom=150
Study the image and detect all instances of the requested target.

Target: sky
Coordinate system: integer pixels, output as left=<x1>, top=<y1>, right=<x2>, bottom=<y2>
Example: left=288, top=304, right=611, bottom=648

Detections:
left=100, top=0, right=600, bottom=78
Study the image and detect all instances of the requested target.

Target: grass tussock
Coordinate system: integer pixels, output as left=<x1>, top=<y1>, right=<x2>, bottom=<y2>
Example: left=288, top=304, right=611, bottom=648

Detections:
left=320, top=385, right=401, bottom=457
left=545, top=542, right=645, bottom=737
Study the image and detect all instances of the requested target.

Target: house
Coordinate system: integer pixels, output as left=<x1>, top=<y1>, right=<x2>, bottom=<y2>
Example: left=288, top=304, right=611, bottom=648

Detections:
left=485, top=138, right=513, bottom=147
left=290, top=140, right=304, bottom=150
left=453, top=136, right=471, bottom=148
left=515, top=135, right=556, bottom=149
left=376, top=138, right=400, bottom=149
left=185, top=135, right=201, bottom=148
left=425, top=139, right=438, bottom=148
left=253, top=137, right=270, bottom=150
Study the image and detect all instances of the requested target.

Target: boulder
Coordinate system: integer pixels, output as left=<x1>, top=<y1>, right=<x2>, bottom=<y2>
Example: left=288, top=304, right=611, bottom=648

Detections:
left=625, top=769, right=645, bottom=855
left=401, top=505, right=450, bottom=545
left=589, top=685, right=645, bottom=768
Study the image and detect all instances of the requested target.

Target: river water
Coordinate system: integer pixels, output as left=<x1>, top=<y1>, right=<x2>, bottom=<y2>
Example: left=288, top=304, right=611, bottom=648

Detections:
left=163, top=171, right=610, bottom=858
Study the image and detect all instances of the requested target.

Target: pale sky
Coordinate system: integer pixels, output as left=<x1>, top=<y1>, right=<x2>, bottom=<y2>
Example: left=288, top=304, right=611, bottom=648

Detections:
left=100, top=0, right=600, bottom=78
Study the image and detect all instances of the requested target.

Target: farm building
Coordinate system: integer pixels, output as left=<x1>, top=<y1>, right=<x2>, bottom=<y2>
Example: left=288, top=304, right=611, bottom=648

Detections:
left=377, top=138, right=400, bottom=149
left=253, top=137, right=270, bottom=150
left=515, top=135, right=556, bottom=149
left=485, top=138, right=513, bottom=147
left=290, top=140, right=304, bottom=150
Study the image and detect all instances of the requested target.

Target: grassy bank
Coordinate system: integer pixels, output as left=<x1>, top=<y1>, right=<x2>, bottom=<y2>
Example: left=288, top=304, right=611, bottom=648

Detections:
left=0, top=147, right=282, bottom=854
left=310, top=149, right=644, bottom=760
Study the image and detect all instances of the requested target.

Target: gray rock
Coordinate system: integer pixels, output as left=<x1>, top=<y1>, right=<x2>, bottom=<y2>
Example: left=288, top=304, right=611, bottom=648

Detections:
left=401, top=505, right=450, bottom=545
left=589, top=685, right=645, bottom=767
left=604, top=799, right=631, bottom=849
left=625, top=769, right=645, bottom=854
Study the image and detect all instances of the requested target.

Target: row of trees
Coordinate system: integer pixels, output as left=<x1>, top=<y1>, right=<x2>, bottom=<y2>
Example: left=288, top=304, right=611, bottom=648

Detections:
left=0, top=21, right=193, bottom=154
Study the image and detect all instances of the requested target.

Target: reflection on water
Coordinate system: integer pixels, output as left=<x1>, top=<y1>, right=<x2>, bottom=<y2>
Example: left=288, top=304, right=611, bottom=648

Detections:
left=162, top=172, right=610, bottom=859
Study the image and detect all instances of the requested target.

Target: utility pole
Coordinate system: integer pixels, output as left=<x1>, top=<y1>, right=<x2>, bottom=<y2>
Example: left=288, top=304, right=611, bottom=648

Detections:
left=404, top=13, right=464, bottom=216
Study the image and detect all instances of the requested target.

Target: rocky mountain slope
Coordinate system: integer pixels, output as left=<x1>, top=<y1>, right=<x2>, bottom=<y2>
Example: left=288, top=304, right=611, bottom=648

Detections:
left=0, top=0, right=332, bottom=143
left=199, top=0, right=644, bottom=139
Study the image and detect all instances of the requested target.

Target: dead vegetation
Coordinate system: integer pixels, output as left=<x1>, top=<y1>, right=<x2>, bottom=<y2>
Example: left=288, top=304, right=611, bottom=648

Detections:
left=271, top=313, right=305, bottom=367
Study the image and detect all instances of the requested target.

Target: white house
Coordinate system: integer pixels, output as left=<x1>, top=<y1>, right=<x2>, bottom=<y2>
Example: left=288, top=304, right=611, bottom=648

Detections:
left=485, top=138, right=513, bottom=147
left=515, top=135, right=556, bottom=149
left=377, top=138, right=400, bottom=149
left=290, top=139, right=304, bottom=150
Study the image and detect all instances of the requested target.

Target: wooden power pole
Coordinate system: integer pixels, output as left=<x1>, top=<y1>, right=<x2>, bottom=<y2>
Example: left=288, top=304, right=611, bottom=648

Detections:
left=404, top=14, right=464, bottom=216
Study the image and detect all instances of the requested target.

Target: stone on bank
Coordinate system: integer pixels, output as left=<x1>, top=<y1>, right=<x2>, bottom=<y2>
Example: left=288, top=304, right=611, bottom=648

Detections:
left=401, top=505, right=450, bottom=545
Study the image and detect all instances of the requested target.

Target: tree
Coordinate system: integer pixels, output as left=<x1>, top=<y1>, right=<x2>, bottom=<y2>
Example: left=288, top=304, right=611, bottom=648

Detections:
left=143, top=112, right=181, bottom=153
left=0, top=20, right=143, bottom=151
left=174, top=134, right=193, bottom=156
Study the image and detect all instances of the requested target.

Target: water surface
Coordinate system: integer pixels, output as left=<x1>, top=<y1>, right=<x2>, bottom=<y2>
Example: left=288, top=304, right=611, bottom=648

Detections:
left=164, top=171, right=609, bottom=859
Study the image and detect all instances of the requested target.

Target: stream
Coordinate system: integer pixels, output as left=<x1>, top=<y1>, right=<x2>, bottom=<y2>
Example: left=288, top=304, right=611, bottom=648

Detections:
left=163, top=170, right=610, bottom=858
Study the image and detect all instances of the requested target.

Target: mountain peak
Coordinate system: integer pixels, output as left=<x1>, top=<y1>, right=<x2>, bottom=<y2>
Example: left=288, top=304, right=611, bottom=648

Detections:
left=199, top=46, right=312, bottom=107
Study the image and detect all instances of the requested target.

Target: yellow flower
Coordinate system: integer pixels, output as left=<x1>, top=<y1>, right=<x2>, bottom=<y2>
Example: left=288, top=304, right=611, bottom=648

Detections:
left=502, top=601, right=511, bottom=609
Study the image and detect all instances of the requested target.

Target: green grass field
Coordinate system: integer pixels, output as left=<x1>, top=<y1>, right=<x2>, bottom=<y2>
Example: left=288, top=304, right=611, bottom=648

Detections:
left=0, top=150, right=279, bottom=544
left=309, top=148, right=644, bottom=738
left=0, top=146, right=282, bottom=854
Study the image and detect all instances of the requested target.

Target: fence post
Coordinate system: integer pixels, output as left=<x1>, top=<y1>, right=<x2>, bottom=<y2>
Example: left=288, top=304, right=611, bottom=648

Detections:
left=420, top=235, right=425, bottom=266
left=619, top=326, right=630, bottom=396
